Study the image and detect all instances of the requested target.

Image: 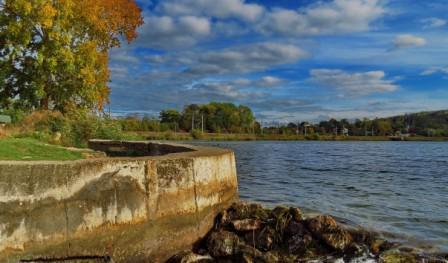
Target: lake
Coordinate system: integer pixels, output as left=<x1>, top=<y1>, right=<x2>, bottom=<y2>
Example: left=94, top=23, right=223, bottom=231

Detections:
left=192, top=141, right=448, bottom=252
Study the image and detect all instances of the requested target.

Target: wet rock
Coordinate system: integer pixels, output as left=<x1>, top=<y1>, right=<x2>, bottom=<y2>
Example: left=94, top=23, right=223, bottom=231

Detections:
left=206, top=230, right=242, bottom=257
left=228, top=202, right=269, bottom=221
left=285, top=220, right=314, bottom=255
left=261, top=251, right=280, bottom=263
left=379, top=250, right=418, bottom=263
left=306, top=215, right=353, bottom=251
left=239, top=250, right=281, bottom=263
left=285, top=220, right=308, bottom=236
left=287, top=233, right=313, bottom=255
left=271, top=206, right=290, bottom=219
left=216, top=210, right=232, bottom=227
left=239, top=253, right=254, bottom=263
left=256, top=226, right=276, bottom=251
left=370, top=238, right=396, bottom=255
left=289, top=207, right=304, bottom=221
left=231, top=219, right=262, bottom=231
left=167, top=251, right=214, bottom=263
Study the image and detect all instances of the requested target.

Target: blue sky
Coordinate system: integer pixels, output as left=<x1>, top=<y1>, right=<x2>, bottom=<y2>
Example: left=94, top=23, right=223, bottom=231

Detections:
left=108, top=0, right=448, bottom=122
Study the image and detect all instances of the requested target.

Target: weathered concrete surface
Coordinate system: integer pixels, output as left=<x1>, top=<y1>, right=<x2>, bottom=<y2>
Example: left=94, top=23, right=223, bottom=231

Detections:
left=0, top=140, right=238, bottom=262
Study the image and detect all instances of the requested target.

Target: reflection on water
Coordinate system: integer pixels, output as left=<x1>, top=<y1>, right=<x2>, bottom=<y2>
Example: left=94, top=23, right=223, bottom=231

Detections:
left=193, top=141, right=448, bottom=252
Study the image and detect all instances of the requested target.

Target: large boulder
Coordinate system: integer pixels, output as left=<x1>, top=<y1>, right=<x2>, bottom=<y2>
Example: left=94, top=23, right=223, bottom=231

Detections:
left=285, top=221, right=314, bottom=254
left=232, top=218, right=263, bottom=231
left=206, top=230, right=242, bottom=257
left=228, top=202, right=269, bottom=221
left=306, top=215, right=353, bottom=251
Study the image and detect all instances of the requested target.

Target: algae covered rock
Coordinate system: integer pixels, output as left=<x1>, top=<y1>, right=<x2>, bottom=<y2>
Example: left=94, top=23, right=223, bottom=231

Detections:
left=231, top=218, right=262, bottom=231
left=206, top=230, right=242, bottom=257
left=168, top=202, right=441, bottom=263
left=167, top=251, right=214, bottom=263
left=306, top=215, right=353, bottom=251
left=256, top=226, right=276, bottom=251
left=380, top=250, right=418, bottom=263
left=289, top=207, right=304, bottom=221
left=271, top=206, right=290, bottom=219
left=228, top=202, right=269, bottom=221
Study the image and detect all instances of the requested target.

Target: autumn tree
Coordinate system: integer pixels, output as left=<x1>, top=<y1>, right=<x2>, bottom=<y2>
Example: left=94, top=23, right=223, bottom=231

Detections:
left=0, top=0, right=143, bottom=112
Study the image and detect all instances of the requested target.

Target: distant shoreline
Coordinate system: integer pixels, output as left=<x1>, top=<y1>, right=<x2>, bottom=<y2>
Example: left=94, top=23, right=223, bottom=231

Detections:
left=137, top=131, right=448, bottom=142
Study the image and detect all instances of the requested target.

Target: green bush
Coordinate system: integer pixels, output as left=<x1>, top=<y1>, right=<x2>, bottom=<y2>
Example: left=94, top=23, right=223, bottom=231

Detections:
left=190, top=129, right=203, bottom=140
left=14, top=110, right=137, bottom=148
left=0, top=108, right=27, bottom=123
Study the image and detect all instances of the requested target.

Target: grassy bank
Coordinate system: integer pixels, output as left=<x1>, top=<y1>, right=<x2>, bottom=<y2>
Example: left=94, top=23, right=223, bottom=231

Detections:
left=138, top=131, right=448, bottom=142
left=0, top=138, right=86, bottom=160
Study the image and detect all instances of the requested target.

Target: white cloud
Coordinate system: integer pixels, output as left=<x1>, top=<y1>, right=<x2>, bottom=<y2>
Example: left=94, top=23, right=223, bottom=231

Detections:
left=185, top=43, right=307, bottom=75
left=259, top=76, right=284, bottom=87
left=421, top=66, right=448, bottom=76
left=158, top=0, right=264, bottom=22
left=137, top=15, right=211, bottom=48
left=393, top=34, right=427, bottom=49
left=421, top=18, right=447, bottom=29
left=258, top=0, right=385, bottom=36
left=310, top=69, right=399, bottom=96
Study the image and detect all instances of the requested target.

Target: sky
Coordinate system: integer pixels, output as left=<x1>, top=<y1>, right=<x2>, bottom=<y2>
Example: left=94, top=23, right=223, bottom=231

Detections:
left=108, top=0, right=448, bottom=123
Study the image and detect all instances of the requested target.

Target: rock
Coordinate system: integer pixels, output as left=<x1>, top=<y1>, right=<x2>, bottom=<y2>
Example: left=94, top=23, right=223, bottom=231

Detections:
left=240, top=250, right=280, bottom=263
left=232, top=219, right=262, bottom=231
left=206, top=230, right=242, bottom=257
left=239, top=253, right=254, bottom=263
left=271, top=206, right=290, bottom=219
left=306, top=215, right=353, bottom=251
left=289, top=207, right=304, bottom=221
left=243, top=226, right=276, bottom=252
left=285, top=220, right=308, bottom=236
left=228, top=202, right=269, bottom=221
left=216, top=210, right=232, bottom=227
left=256, top=226, right=276, bottom=251
left=370, top=238, right=395, bottom=255
left=261, top=251, right=280, bottom=263
left=167, top=251, right=214, bottom=263
left=287, top=233, right=313, bottom=255
left=285, top=220, right=314, bottom=254
left=380, top=250, right=417, bottom=263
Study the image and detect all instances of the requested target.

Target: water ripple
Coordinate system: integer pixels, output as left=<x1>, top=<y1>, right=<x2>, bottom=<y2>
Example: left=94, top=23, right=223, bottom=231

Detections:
left=192, top=141, right=448, bottom=253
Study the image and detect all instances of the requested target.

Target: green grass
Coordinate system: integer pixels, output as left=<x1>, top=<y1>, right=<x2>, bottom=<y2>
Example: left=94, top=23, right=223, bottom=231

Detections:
left=0, top=138, right=85, bottom=160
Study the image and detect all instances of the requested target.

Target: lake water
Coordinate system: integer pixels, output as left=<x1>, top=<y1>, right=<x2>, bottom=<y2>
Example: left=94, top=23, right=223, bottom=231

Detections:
left=192, top=141, right=448, bottom=252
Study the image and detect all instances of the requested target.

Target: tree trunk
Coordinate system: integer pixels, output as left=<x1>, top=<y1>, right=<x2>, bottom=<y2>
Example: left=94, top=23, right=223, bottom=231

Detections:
left=40, top=97, right=49, bottom=110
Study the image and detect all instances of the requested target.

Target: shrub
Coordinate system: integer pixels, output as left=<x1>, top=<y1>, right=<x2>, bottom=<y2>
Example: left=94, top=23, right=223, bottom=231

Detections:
left=13, top=110, right=133, bottom=148
left=190, top=129, right=203, bottom=140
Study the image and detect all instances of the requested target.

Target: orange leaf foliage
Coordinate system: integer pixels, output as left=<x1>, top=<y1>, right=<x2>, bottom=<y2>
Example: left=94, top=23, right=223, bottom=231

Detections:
left=76, top=0, right=144, bottom=49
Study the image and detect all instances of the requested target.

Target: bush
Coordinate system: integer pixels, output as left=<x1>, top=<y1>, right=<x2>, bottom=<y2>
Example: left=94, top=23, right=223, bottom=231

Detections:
left=190, top=129, right=203, bottom=140
left=0, top=108, right=27, bottom=123
left=13, top=110, right=135, bottom=148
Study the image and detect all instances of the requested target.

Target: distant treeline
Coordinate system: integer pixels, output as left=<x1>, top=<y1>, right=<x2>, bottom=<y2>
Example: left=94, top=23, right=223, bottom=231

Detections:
left=119, top=102, right=257, bottom=134
left=118, top=103, right=448, bottom=137
left=258, top=110, right=448, bottom=137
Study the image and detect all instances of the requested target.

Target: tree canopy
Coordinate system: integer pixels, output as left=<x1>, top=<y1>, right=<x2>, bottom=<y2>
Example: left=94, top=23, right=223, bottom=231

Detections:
left=0, top=0, right=143, bottom=112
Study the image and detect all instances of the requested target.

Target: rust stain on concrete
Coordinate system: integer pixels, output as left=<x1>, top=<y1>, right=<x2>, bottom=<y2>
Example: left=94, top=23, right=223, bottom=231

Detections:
left=0, top=140, right=238, bottom=262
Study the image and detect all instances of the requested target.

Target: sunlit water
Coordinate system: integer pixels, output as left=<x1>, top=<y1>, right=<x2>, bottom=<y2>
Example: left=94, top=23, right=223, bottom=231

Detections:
left=191, top=141, right=448, bottom=252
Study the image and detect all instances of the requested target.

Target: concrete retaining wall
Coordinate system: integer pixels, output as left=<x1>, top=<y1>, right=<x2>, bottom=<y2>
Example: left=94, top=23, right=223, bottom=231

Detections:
left=0, top=140, right=238, bottom=262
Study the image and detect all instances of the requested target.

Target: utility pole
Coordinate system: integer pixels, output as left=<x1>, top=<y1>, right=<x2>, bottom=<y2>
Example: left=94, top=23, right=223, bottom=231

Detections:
left=191, top=112, right=195, bottom=131
left=201, top=113, right=204, bottom=134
